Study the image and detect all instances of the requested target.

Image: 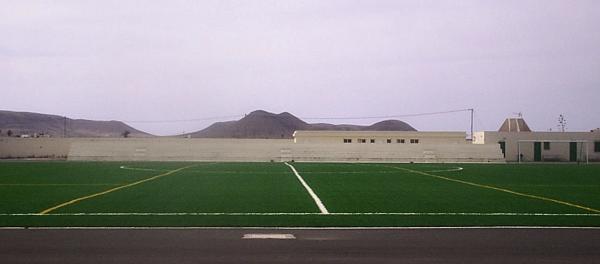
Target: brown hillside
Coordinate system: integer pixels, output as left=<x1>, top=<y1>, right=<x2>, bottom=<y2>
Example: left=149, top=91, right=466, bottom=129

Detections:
left=0, top=110, right=152, bottom=137
left=365, top=120, right=416, bottom=131
left=190, top=110, right=309, bottom=138
left=189, top=110, right=417, bottom=138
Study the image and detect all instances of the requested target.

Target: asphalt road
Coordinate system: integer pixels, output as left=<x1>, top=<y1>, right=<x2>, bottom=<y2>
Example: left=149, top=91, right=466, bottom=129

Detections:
left=1, top=228, right=599, bottom=263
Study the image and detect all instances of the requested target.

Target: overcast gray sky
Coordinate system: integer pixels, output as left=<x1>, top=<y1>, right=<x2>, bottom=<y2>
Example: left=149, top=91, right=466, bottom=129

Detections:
left=2, top=0, right=599, bottom=135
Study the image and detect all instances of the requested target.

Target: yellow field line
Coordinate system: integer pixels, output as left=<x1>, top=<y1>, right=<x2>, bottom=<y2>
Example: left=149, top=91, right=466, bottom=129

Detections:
left=38, top=164, right=198, bottom=215
left=381, top=165, right=600, bottom=214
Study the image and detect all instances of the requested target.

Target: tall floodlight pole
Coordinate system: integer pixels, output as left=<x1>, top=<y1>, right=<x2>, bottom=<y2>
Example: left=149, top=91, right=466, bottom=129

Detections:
left=63, top=116, right=67, bottom=138
left=469, top=108, right=474, bottom=140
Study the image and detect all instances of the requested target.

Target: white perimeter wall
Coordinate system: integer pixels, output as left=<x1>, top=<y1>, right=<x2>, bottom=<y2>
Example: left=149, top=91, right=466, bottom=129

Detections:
left=0, top=138, right=505, bottom=163
left=0, top=138, right=73, bottom=158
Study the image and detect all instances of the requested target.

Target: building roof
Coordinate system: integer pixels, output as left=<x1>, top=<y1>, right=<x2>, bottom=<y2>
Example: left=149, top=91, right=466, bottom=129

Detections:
left=498, top=118, right=532, bottom=132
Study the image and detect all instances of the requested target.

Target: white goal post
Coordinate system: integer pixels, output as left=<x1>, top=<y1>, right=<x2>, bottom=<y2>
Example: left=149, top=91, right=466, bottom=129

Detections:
left=517, top=139, right=589, bottom=164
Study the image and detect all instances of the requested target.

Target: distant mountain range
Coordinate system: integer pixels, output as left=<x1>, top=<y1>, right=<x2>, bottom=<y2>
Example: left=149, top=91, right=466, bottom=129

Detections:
left=0, top=110, right=151, bottom=138
left=188, top=110, right=416, bottom=139
left=0, top=109, right=416, bottom=138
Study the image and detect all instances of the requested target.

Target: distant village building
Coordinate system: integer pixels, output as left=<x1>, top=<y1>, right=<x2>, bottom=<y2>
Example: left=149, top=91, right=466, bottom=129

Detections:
left=498, top=117, right=532, bottom=133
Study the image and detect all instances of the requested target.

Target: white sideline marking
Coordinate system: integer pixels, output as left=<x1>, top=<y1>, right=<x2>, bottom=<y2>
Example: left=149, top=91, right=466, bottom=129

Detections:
left=2, top=212, right=599, bottom=217
left=425, top=167, right=464, bottom=173
left=0, top=183, right=121, bottom=186
left=285, top=162, right=330, bottom=214
left=119, top=166, right=166, bottom=172
left=242, top=233, right=296, bottom=239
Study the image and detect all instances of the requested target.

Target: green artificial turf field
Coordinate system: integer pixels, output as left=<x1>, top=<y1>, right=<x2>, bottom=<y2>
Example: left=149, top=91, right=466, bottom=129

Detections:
left=0, top=161, right=599, bottom=227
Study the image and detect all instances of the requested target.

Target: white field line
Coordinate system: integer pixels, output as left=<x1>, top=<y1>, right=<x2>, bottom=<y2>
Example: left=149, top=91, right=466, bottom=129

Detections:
left=425, top=167, right=464, bottom=173
left=0, top=183, right=122, bottom=186
left=2, top=212, right=599, bottom=217
left=285, top=162, right=329, bottom=214
left=120, top=168, right=402, bottom=175
left=119, top=166, right=167, bottom=172
left=301, top=171, right=397, bottom=174
left=183, top=170, right=402, bottom=174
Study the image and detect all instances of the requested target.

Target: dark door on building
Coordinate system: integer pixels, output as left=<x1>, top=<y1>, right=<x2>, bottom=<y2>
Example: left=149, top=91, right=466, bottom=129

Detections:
left=534, top=142, right=542, bottom=162
left=498, top=141, right=506, bottom=158
left=570, top=142, right=577, bottom=162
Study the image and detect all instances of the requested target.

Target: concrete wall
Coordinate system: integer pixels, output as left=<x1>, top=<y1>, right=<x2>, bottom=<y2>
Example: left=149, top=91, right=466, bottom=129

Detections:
left=67, top=138, right=291, bottom=162
left=0, top=138, right=72, bottom=159
left=473, top=131, right=600, bottom=162
left=0, top=137, right=505, bottom=163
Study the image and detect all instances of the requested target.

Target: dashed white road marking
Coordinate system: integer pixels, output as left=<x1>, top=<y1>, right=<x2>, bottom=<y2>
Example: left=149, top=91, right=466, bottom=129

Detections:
left=242, top=233, right=296, bottom=239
